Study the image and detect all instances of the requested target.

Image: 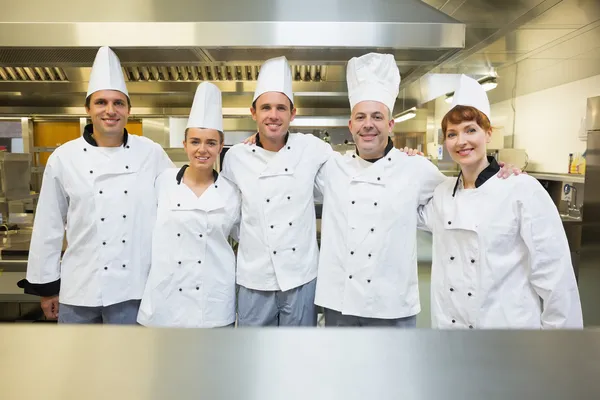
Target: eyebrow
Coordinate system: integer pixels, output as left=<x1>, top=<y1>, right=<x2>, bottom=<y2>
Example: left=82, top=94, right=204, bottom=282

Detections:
left=94, top=98, right=124, bottom=103
left=261, top=103, right=288, bottom=109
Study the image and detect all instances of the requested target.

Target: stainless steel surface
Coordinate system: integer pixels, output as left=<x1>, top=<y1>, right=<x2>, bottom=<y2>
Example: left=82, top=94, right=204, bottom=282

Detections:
left=142, top=118, right=169, bottom=148
left=529, top=172, right=586, bottom=184
left=2, top=1, right=593, bottom=115
left=0, top=326, right=599, bottom=399
left=403, top=0, right=600, bottom=107
left=579, top=96, right=600, bottom=326
left=587, top=96, right=600, bottom=131
left=0, top=0, right=465, bottom=116
left=483, top=0, right=600, bottom=104
left=0, top=272, right=36, bottom=302
left=0, top=259, right=27, bottom=271
left=20, top=118, right=33, bottom=154
left=0, top=152, right=31, bottom=200
left=0, top=0, right=464, bottom=46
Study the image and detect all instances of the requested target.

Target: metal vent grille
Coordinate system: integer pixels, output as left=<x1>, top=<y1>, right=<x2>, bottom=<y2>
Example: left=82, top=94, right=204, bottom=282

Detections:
left=0, top=48, right=99, bottom=65
left=0, top=47, right=211, bottom=65
left=123, top=65, right=327, bottom=82
left=0, top=66, right=68, bottom=81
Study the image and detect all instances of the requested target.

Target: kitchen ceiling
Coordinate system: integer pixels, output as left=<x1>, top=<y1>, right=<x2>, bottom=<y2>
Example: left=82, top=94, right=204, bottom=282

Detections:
left=0, top=0, right=595, bottom=120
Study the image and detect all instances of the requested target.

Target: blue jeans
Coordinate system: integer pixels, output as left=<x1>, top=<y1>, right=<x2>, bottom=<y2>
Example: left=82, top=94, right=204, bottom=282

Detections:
left=58, top=300, right=141, bottom=325
left=324, top=308, right=417, bottom=328
left=237, top=279, right=317, bottom=327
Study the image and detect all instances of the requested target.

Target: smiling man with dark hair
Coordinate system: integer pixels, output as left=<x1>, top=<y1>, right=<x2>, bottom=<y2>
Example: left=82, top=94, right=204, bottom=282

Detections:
left=19, top=46, right=173, bottom=324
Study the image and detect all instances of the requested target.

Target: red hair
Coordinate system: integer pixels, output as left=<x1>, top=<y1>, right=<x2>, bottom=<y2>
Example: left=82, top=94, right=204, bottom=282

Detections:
left=442, top=106, right=491, bottom=138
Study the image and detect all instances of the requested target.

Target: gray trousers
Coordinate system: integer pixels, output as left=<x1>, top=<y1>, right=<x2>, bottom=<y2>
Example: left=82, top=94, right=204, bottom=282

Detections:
left=58, top=300, right=141, bottom=325
left=237, top=279, right=317, bottom=327
left=324, top=308, right=417, bottom=328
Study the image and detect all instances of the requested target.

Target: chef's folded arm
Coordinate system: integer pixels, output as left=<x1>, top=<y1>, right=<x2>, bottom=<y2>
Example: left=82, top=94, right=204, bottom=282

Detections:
left=519, top=183, right=583, bottom=329
left=18, top=159, right=68, bottom=297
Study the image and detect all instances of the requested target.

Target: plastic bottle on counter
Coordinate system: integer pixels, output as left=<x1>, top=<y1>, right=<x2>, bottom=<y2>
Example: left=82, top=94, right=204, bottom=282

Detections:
left=568, top=153, right=573, bottom=174
left=578, top=151, right=587, bottom=175
left=570, top=153, right=579, bottom=174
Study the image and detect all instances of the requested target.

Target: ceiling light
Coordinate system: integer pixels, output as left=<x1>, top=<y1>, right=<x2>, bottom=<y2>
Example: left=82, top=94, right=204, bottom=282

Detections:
left=480, top=80, right=498, bottom=91
left=394, top=107, right=417, bottom=123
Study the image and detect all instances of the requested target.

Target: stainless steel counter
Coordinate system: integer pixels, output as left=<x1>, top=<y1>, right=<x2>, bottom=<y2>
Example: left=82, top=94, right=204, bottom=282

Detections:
left=0, top=229, right=39, bottom=304
left=529, top=172, right=585, bottom=183
left=440, top=169, right=586, bottom=184
left=0, top=326, right=598, bottom=399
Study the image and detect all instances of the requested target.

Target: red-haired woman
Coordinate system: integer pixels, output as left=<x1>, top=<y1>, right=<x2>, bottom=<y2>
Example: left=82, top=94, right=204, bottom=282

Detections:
left=418, top=75, right=583, bottom=330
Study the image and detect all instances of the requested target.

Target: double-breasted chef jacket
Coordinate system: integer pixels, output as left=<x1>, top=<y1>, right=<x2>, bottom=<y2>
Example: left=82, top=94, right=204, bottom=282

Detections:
left=21, top=125, right=174, bottom=307
left=418, top=157, right=583, bottom=329
left=221, top=132, right=332, bottom=292
left=137, top=166, right=241, bottom=328
left=314, top=140, right=447, bottom=319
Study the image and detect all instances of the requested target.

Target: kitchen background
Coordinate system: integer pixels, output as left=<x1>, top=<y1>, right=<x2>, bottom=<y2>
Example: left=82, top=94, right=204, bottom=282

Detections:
left=0, top=0, right=599, bottom=326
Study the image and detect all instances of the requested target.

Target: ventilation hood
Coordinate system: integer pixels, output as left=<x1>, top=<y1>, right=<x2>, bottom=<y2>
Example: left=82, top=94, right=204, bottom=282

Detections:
left=0, top=0, right=465, bottom=117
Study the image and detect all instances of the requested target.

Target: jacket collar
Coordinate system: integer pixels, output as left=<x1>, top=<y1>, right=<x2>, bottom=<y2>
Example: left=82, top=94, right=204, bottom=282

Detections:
left=355, top=137, right=394, bottom=163
left=256, top=131, right=290, bottom=149
left=83, top=124, right=129, bottom=147
left=452, top=156, right=500, bottom=197
left=176, top=165, right=219, bottom=185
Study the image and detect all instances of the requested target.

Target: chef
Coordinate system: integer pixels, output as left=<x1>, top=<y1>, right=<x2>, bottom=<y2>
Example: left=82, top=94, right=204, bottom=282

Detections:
left=313, top=53, right=447, bottom=327
left=417, top=75, right=583, bottom=329
left=18, top=46, right=173, bottom=324
left=137, top=82, right=241, bottom=328
left=221, top=56, right=332, bottom=326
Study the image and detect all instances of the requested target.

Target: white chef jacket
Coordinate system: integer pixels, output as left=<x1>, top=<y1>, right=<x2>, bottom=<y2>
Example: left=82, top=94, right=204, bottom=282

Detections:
left=221, top=133, right=332, bottom=291
left=26, top=127, right=173, bottom=307
left=138, top=167, right=241, bottom=328
left=418, top=164, right=583, bottom=329
left=314, top=146, right=446, bottom=319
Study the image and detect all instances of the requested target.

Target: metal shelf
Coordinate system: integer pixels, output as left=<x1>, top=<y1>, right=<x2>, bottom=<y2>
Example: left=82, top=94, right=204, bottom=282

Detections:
left=529, top=172, right=585, bottom=184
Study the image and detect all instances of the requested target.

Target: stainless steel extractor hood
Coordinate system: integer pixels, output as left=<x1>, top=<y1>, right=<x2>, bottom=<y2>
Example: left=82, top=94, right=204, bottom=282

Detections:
left=0, top=0, right=465, bottom=117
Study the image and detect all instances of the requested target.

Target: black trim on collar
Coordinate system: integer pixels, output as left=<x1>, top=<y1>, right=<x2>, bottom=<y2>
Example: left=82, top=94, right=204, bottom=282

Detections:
left=83, top=124, right=129, bottom=147
left=452, top=156, right=501, bottom=197
left=356, top=137, right=394, bottom=163
left=255, top=132, right=290, bottom=149
left=176, top=165, right=219, bottom=185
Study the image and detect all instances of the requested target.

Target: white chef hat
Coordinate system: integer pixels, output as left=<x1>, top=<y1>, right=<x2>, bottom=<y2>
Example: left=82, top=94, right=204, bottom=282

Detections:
left=451, top=74, right=491, bottom=121
left=253, top=56, right=294, bottom=106
left=86, top=46, right=129, bottom=98
left=347, top=53, right=400, bottom=113
left=186, top=82, right=223, bottom=132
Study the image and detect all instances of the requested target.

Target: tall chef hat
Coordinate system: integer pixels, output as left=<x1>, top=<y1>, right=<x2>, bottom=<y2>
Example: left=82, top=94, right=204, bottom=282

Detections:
left=450, top=74, right=491, bottom=121
left=86, top=46, right=129, bottom=99
left=346, top=53, right=400, bottom=113
left=186, top=82, right=223, bottom=132
left=253, top=56, right=294, bottom=106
